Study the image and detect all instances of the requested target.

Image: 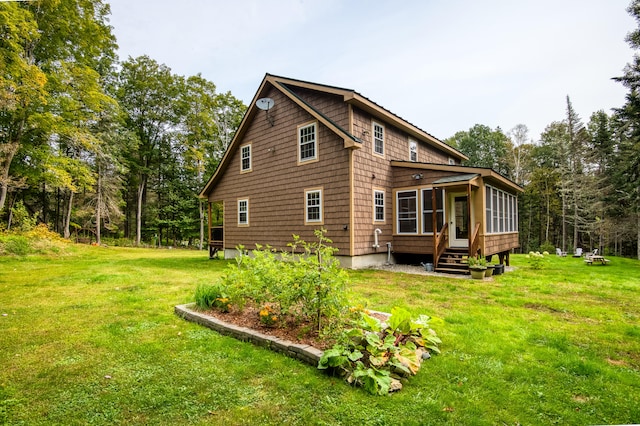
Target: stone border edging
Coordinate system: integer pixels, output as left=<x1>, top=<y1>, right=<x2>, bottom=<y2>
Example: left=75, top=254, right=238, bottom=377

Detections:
left=174, top=303, right=323, bottom=366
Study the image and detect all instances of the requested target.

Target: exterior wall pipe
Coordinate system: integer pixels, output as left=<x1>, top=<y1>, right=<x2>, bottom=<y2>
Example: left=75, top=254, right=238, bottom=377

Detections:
left=373, top=228, right=382, bottom=248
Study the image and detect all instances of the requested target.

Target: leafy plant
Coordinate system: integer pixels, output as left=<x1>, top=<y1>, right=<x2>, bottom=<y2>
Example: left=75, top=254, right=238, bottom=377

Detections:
left=194, top=283, right=230, bottom=311
left=318, top=307, right=441, bottom=395
left=200, top=229, right=349, bottom=336
left=468, top=255, right=486, bottom=269
left=258, top=304, right=279, bottom=327
left=527, top=251, right=547, bottom=270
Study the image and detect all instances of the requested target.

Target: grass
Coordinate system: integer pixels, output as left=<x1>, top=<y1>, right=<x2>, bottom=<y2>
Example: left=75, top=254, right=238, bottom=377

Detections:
left=0, top=246, right=639, bottom=425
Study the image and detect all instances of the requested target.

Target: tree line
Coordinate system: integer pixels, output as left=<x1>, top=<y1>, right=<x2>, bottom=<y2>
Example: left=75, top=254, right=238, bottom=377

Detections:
left=447, top=2, right=640, bottom=260
left=2, top=1, right=639, bottom=259
left=0, top=0, right=246, bottom=248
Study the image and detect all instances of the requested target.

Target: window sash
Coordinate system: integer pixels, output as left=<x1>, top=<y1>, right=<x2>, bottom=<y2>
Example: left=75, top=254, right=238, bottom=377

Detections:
left=373, top=122, right=384, bottom=155
left=241, top=145, right=251, bottom=171
left=306, top=190, right=322, bottom=222
left=409, top=139, right=417, bottom=162
left=299, top=124, right=316, bottom=161
left=238, top=199, right=248, bottom=225
left=374, top=190, right=385, bottom=222
left=397, top=190, right=417, bottom=233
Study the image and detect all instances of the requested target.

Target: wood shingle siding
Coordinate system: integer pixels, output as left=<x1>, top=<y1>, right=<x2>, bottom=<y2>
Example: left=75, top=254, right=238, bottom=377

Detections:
left=200, top=74, right=521, bottom=268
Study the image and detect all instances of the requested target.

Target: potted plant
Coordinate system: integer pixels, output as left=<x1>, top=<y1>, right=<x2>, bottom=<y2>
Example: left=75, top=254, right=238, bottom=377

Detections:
left=485, top=263, right=495, bottom=277
left=467, top=256, right=487, bottom=280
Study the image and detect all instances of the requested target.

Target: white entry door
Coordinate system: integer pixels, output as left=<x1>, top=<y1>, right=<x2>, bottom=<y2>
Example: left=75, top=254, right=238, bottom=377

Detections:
left=449, top=193, right=469, bottom=247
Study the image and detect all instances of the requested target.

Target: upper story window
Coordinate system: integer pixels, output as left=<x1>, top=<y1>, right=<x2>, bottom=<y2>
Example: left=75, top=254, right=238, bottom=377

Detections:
left=240, top=144, right=251, bottom=172
left=298, top=122, right=317, bottom=163
left=409, top=139, right=418, bottom=162
left=238, top=199, right=249, bottom=226
left=373, top=121, right=384, bottom=157
left=396, top=190, right=417, bottom=234
left=305, top=188, right=323, bottom=224
left=373, top=189, right=385, bottom=222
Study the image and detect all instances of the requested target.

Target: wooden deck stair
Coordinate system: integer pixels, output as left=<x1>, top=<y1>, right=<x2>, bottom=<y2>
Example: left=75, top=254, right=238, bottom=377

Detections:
left=435, top=247, right=470, bottom=275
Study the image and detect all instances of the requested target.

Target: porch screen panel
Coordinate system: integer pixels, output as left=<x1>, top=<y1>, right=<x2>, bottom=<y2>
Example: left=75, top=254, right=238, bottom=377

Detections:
left=492, top=189, right=499, bottom=232
left=422, top=189, right=444, bottom=234
left=485, top=184, right=518, bottom=234
left=397, top=190, right=417, bottom=233
left=485, top=187, right=492, bottom=233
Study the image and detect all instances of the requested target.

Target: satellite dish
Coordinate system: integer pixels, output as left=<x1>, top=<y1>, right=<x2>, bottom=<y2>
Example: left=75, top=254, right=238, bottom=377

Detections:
left=256, top=97, right=274, bottom=111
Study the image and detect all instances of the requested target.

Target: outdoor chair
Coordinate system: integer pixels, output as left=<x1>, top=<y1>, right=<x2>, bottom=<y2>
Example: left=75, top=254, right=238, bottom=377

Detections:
left=556, top=248, right=567, bottom=257
left=573, top=248, right=583, bottom=257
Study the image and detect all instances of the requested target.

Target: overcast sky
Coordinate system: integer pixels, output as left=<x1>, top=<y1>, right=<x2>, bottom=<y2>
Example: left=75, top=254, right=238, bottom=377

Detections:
left=107, top=0, right=635, bottom=142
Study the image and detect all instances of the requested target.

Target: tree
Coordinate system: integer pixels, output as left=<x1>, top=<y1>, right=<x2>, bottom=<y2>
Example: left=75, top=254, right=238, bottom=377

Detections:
left=445, top=124, right=511, bottom=176
left=116, top=55, right=179, bottom=245
left=0, top=3, right=46, bottom=212
left=612, top=0, right=640, bottom=259
left=506, top=124, right=532, bottom=186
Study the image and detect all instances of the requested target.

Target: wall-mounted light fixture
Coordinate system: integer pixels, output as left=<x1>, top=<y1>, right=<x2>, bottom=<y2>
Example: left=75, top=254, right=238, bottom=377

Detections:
left=412, top=173, right=423, bottom=180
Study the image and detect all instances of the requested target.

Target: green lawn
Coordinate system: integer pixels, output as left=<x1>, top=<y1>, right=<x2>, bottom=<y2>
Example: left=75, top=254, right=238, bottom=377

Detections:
left=1, top=246, right=639, bottom=425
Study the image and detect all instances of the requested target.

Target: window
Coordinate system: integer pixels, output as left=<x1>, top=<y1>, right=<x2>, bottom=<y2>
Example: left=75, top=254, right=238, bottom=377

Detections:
left=448, top=157, right=456, bottom=165
left=485, top=185, right=518, bottom=234
left=409, top=139, right=418, bottom=162
left=298, top=122, right=317, bottom=163
left=305, top=189, right=322, bottom=224
left=238, top=199, right=249, bottom=226
left=422, top=189, right=444, bottom=233
left=240, top=144, right=251, bottom=172
left=373, top=190, right=385, bottom=222
left=373, top=122, right=384, bottom=156
left=396, top=190, right=417, bottom=233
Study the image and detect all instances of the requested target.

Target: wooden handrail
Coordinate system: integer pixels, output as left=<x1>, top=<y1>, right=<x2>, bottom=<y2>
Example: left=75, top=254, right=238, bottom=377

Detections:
left=434, top=222, right=449, bottom=268
left=470, top=222, right=481, bottom=258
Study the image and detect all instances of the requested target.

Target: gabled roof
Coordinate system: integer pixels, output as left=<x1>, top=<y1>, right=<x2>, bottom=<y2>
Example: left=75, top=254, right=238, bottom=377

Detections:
left=200, top=74, right=467, bottom=197
left=391, top=161, right=524, bottom=193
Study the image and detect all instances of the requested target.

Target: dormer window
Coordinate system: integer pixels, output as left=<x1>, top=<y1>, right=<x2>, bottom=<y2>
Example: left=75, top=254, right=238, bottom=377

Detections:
left=373, top=121, right=384, bottom=157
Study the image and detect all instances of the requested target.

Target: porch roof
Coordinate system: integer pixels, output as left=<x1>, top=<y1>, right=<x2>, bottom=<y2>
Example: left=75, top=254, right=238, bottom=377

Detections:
left=433, top=173, right=480, bottom=185
left=390, top=161, right=524, bottom=193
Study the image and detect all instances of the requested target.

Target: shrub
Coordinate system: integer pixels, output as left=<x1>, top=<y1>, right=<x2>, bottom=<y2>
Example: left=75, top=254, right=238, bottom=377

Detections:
left=318, top=307, right=441, bottom=395
left=527, top=251, right=546, bottom=269
left=0, top=235, right=32, bottom=256
left=539, top=241, right=555, bottom=254
left=201, top=229, right=349, bottom=336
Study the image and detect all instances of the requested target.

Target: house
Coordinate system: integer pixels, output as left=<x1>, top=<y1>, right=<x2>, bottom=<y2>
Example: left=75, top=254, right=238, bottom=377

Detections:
left=200, top=74, right=523, bottom=271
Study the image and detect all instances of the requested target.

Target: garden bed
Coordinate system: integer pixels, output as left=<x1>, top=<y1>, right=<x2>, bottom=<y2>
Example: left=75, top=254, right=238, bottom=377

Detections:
left=175, top=303, right=390, bottom=365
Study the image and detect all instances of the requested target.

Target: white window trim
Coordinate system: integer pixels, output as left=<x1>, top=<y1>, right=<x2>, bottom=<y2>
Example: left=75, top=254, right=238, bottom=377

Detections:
left=240, top=143, right=252, bottom=172
left=298, top=121, right=318, bottom=164
left=395, top=190, right=418, bottom=234
left=305, top=188, right=323, bottom=225
left=373, top=189, right=385, bottom=223
left=409, top=138, right=418, bottom=162
left=237, top=198, right=249, bottom=226
left=372, top=121, right=385, bottom=157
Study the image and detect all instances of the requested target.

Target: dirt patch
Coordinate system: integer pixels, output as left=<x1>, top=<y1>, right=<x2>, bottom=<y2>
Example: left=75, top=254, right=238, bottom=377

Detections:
left=200, top=305, right=389, bottom=351
left=202, top=305, right=331, bottom=349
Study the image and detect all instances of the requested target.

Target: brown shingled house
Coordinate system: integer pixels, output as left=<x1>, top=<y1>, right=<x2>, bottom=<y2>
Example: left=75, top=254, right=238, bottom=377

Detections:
left=200, top=74, right=522, bottom=272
